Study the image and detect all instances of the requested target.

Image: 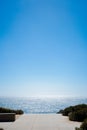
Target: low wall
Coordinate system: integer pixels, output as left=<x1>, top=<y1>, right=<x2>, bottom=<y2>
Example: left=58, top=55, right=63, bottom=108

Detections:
left=0, top=113, right=15, bottom=122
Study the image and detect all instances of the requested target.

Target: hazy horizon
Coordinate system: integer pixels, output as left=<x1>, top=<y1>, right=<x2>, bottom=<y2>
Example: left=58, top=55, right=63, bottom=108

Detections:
left=0, top=0, right=87, bottom=97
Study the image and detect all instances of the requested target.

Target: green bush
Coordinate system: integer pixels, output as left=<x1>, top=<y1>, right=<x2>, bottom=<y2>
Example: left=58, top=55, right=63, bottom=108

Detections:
left=62, top=106, right=74, bottom=116
left=73, top=104, right=87, bottom=111
left=15, top=110, right=24, bottom=114
left=76, top=119, right=87, bottom=130
left=59, top=104, right=87, bottom=116
left=80, top=119, right=87, bottom=130
left=0, top=107, right=24, bottom=114
left=69, top=108, right=87, bottom=122
left=57, top=109, right=63, bottom=114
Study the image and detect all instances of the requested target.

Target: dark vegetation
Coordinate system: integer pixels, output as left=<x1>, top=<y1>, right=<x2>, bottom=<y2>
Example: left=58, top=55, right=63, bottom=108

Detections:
left=75, top=119, right=87, bottom=130
left=0, top=107, right=24, bottom=114
left=57, top=104, right=87, bottom=130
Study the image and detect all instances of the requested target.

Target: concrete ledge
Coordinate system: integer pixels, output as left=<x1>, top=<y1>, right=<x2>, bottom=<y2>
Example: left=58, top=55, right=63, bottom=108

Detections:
left=0, top=113, right=15, bottom=122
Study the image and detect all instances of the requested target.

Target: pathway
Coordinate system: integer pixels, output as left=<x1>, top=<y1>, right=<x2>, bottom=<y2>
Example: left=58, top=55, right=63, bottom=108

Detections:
left=0, top=114, right=81, bottom=130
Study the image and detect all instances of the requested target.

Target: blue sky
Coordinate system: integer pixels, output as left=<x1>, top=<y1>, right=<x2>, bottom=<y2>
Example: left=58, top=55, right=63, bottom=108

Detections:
left=0, top=0, right=87, bottom=97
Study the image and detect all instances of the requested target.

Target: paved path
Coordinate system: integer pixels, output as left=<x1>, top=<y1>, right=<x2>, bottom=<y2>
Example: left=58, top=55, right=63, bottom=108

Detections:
left=0, top=114, right=81, bottom=130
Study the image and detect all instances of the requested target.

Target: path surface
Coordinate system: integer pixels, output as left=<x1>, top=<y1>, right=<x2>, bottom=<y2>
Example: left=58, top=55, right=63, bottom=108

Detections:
left=0, top=114, right=81, bottom=130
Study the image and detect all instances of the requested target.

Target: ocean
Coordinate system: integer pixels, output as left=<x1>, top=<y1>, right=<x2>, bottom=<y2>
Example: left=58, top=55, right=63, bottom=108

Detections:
left=0, top=97, right=87, bottom=114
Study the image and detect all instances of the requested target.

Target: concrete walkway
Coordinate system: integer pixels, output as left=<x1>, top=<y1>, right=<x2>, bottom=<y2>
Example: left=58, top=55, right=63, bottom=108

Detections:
left=0, top=114, right=81, bottom=130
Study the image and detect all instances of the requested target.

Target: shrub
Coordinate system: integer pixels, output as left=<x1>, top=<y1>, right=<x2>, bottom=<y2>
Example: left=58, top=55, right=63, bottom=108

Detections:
left=0, top=107, right=24, bottom=114
left=62, top=106, right=74, bottom=116
left=76, top=119, right=87, bottom=130
left=73, top=104, right=87, bottom=111
left=15, top=110, right=24, bottom=114
left=57, top=109, right=63, bottom=114
left=80, top=119, right=87, bottom=130
left=69, top=108, right=87, bottom=122
left=57, top=104, right=87, bottom=117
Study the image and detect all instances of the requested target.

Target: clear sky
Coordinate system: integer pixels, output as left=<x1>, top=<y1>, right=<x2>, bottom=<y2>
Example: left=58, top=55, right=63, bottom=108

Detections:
left=0, top=0, right=87, bottom=97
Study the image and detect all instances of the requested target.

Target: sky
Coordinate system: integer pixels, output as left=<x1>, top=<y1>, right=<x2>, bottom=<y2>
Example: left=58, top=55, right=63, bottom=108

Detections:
left=0, top=0, right=87, bottom=97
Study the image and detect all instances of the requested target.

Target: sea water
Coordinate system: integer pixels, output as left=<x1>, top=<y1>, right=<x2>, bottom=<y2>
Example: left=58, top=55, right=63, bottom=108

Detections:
left=0, top=97, right=87, bottom=114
